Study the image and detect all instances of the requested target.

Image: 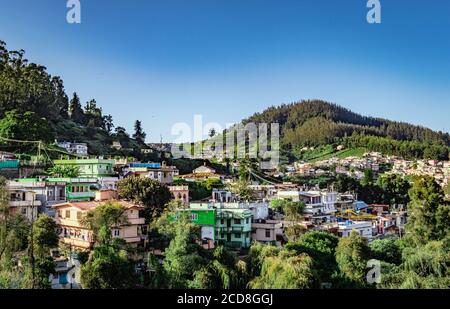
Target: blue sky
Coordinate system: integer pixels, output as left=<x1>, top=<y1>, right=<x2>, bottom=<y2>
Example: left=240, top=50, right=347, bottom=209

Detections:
left=0, top=0, right=449, bottom=142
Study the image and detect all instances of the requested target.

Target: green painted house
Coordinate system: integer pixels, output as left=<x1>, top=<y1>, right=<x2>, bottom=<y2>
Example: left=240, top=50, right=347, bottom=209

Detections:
left=177, top=205, right=216, bottom=241
left=215, top=208, right=252, bottom=249
left=16, top=177, right=97, bottom=202
left=188, top=203, right=253, bottom=249
left=54, top=159, right=115, bottom=177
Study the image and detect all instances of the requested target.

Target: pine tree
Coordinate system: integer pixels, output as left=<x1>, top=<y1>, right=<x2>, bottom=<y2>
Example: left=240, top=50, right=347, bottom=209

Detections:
left=133, top=120, right=147, bottom=144
left=69, top=92, right=85, bottom=124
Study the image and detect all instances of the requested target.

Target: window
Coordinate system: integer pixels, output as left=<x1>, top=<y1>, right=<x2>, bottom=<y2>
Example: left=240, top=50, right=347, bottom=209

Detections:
left=220, top=233, right=225, bottom=238
left=113, top=229, right=120, bottom=237
left=65, top=210, right=70, bottom=219
left=234, top=219, right=241, bottom=225
left=234, top=233, right=241, bottom=238
left=220, top=219, right=224, bottom=225
left=246, top=218, right=250, bottom=224
left=77, top=212, right=82, bottom=220
left=21, top=208, right=27, bottom=215
left=265, top=229, right=271, bottom=238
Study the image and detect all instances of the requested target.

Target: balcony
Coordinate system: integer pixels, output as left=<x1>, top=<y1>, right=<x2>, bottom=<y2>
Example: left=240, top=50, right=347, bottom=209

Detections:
left=217, top=212, right=233, bottom=219
left=124, top=236, right=143, bottom=244
left=127, top=218, right=145, bottom=225
left=9, top=200, right=42, bottom=207
left=60, top=237, right=92, bottom=249
left=216, top=226, right=250, bottom=233
left=67, top=192, right=95, bottom=200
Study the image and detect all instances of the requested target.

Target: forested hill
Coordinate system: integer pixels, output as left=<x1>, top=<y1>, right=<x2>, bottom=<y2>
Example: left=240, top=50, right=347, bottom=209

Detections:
left=0, top=40, right=147, bottom=158
left=243, top=100, right=450, bottom=160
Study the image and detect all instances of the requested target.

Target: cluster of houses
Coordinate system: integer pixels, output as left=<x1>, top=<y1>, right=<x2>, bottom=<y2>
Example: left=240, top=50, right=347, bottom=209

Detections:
left=389, top=159, right=450, bottom=188
left=2, top=156, right=411, bottom=288
left=2, top=158, right=185, bottom=288
left=181, top=185, right=408, bottom=251
left=286, top=152, right=450, bottom=190
left=57, top=142, right=89, bottom=156
left=287, top=152, right=388, bottom=179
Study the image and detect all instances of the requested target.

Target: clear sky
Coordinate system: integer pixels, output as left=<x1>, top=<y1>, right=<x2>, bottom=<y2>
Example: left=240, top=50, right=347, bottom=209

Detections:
left=0, top=0, right=449, bottom=142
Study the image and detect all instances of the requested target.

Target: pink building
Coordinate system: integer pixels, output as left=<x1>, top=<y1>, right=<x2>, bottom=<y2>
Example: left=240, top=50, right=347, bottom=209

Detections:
left=168, top=185, right=189, bottom=204
left=52, top=200, right=146, bottom=251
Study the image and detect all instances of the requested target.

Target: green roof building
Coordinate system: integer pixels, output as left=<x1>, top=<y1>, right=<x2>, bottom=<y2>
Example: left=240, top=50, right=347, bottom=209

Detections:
left=54, top=159, right=115, bottom=177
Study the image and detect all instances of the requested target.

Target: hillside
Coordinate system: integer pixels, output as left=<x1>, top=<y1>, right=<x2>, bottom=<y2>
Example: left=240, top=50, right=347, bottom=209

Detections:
left=0, top=40, right=151, bottom=159
left=243, top=100, right=450, bottom=161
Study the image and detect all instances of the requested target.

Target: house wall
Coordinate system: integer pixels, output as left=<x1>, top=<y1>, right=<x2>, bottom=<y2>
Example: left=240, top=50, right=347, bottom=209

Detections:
left=252, top=224, right=277, bottom=243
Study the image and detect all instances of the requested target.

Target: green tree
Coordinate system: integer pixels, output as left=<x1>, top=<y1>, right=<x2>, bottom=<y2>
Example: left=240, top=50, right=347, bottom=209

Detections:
left=117, top=177, right=172, bottom=222
left=133, top=120, right=146, bottom=144
left=48, top=165, right=80, bottom=178
left=23, top=214, right=58, bottom=289
left=162, top=213, right=205, bottom=288
left=0, top=177, right=30, bottom=288
left=335, top=231, right=370, bottom=287
left=68, top=92, right=85, bottom=124
left=406, top=176, right=450, bottom=244
left=244, top=242, right=281, bottom=279
left=380, top=240, right=450, bottom=289
left=333, top=174, right=360, bottom=194
left=102, top=114, right=114, bottom=133
left=286, top=231, right=339, bottom=286
left=189, top=246, right=244, bottom=289
left=227, top=180, right=254, bottom=202
left=80, top=202, right=137, bottom=289
left=52, top=76, right=69, bottom=119
left=81, top=201, right=129, bottom=246
left=80, top=243, right=137, bottom=289
left=369, top=239, right=402, bottom=265
left=249, top=250, right=315, bottom=289
left=0, top=110, right=54, bottom=145
left=376, top=174, right=411, bottom=206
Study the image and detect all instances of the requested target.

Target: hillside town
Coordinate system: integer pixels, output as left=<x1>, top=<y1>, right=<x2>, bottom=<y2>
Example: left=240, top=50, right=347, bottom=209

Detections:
left=286, top=151, right=450, bottom=189
left=0, top=147, right=435, bottom=289
left=1, top=1, right=450, bottom=294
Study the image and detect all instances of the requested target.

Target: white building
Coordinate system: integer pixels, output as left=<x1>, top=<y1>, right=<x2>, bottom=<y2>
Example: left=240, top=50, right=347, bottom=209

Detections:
left=299, top=191, right=337, bottom=224
left=212, top=189, right=237, bottom=203
left=58, top=142, right=88, bottom=156
left=6, top=187, right=41, bottom=222
left=277, top=189, right=337, bottom=224
left=210, top=202, right=269, bottom=220
left=337, top=220, right=373, bottom=241
left=97, top=177, right=119, bottom=190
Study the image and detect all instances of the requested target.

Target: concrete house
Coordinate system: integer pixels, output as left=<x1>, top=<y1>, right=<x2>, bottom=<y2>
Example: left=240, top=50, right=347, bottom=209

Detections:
left=52, top=200, right=146, bottom=251
left=54, top=159, right=115, bottom=177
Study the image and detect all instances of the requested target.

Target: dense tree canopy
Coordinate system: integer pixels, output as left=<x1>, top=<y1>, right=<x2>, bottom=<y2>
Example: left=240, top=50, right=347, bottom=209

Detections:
left=117, top=177, right=172, bottom=222
left=80, top=202, right=137, bottom=289
left=406, top=176, right=450, bottom=244
left=335, top=231, right=371, bottom=288
left=0, top=110, right=54, bottom=150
